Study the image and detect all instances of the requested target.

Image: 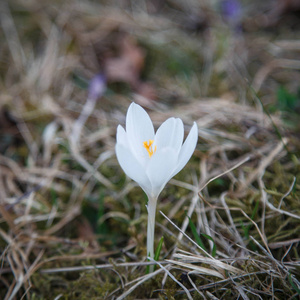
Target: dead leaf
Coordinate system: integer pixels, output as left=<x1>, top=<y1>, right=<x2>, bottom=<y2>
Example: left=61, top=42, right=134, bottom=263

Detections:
left=104, top=35, right=145, bottom=88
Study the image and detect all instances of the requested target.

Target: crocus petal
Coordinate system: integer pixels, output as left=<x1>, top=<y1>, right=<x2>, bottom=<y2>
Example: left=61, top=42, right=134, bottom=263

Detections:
left=126, top=103, right=155, bottom=163
left=146, top=147, right=177, bottom=198
left=154, top=118, right=184, bottom=155
left=172, top=122, right=198, bottom=177
left=116, top=144, right=151, bottom=195
left=116, top=125, right=127, bottom=147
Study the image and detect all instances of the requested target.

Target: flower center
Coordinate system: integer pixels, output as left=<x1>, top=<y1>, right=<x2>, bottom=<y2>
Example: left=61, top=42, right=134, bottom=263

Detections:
left=143, top=139, right=157, bottom=158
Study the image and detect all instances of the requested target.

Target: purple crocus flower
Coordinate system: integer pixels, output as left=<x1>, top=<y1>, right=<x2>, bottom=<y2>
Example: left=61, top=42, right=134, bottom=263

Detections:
left=88, top=73, right=106, bottom=100
left=221, top=0, right=242, bottom=31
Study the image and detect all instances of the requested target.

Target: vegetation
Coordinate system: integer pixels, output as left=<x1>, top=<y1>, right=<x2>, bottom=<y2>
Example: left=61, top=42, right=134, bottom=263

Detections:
left=0, top=0, right=299, bottom=299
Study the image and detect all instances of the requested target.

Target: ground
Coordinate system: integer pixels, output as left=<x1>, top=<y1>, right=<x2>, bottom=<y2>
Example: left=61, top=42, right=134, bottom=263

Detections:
left=0, top=0, right=300, bottom=299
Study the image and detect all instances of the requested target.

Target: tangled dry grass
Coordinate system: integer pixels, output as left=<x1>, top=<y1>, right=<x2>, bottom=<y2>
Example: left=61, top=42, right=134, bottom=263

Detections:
left=0, top=0, right=300, bottom=299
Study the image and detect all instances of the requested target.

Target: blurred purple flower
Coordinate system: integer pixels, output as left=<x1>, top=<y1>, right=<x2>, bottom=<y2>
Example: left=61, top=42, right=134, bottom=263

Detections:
left=221, top=0, right=242, bottom=30
left=88, top=73, right=106, bottom=100
left=70, top=74, right=106, bottom=146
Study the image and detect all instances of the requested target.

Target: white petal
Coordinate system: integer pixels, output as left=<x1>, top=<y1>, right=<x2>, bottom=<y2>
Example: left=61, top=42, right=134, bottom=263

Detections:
left=172, top=122, right=198, bottom=177
left=115, top=144, right=151, bottom=196
left=116, top=125, right=127, bottom=147
left=154, top=118, right=184, bottom=155
left=146, top=147, right=177, bottom=198
left=126, top=103, right=155, bottom=162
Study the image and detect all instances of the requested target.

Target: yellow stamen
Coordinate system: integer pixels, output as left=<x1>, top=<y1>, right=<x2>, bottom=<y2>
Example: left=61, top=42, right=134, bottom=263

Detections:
left=143, top=139, right=157, bottom=158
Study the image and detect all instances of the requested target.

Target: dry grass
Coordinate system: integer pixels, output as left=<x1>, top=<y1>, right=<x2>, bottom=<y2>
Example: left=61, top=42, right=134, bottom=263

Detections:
left=0, top=0, right=300, bottom=299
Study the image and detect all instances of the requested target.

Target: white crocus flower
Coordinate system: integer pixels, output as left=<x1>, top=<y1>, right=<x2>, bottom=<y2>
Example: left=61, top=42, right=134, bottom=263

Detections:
left=116, top=102, right=198, bottom=269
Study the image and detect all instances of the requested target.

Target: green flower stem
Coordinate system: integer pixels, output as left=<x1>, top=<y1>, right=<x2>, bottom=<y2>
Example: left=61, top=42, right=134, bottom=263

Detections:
left=146, top=196, right=157, bottom=272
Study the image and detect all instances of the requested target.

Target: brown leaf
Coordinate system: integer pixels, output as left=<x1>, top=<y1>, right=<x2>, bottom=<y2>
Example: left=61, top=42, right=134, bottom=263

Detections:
left=76, top=217, right=99, bottom=249
left=104, top=35, right=145, bottom=88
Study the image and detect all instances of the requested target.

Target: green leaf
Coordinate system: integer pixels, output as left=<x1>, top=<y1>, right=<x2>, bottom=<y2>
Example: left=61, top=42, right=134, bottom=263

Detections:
left=200, top=233, right=217, bottom=257
left=153, top=236, right=164, bottom=272
left=288, top=272, right=300, bottom=295
left=277, top=86, right=298, bottom=111
left=154, top=236, right=164, bottom=261
left=50, top=186, right=57, bottom=207
left=187, top=214, right=207, bottom=251
left=250, top=199, right=260, bottom=220
left=147, top=236, right=164, bottom=273
left=186, top=213, right=217, bottom=257
left=97, top=191, right=108, bottom=235
left=241, top=200, right=259, bottom=243
left=72, top=73, right=89, bottom=90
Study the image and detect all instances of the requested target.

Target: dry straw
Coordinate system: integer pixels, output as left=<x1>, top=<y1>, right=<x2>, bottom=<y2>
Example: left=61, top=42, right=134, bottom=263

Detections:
left=0, top=0, right=299, bottom=299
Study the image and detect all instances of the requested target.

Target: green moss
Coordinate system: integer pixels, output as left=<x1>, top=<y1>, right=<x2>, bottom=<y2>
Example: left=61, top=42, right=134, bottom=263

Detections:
left=31, top=270, right=118, bottom=299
